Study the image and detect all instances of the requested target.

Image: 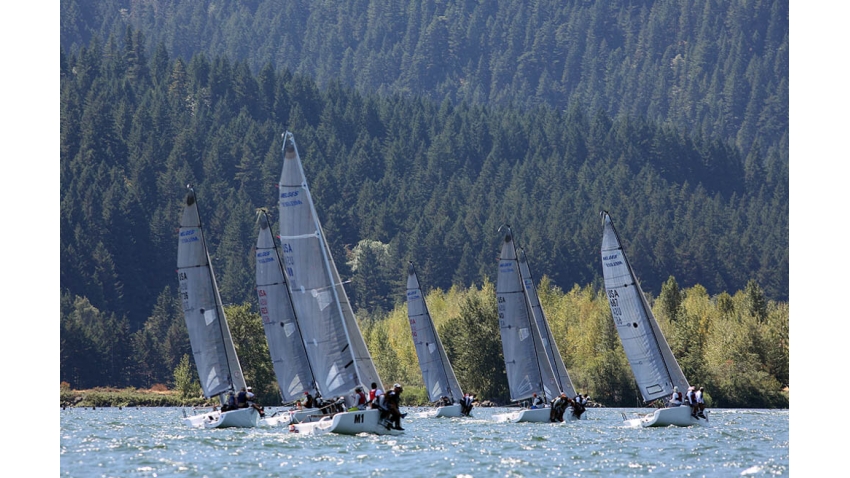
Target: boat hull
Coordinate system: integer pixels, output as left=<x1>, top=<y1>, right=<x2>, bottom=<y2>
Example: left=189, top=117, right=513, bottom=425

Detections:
left=259, top=408, right=322, bottom=426
left=184, top=407, right=260, bottom=428
left=291, top=409, right=404, bottom=436
left=493, top=407, right=549, bottom=423
left=414, top=404, right=463, bottom=418
left=494, top=407, right=587, bottom=423
left=625, top=405, right=709, bottom=428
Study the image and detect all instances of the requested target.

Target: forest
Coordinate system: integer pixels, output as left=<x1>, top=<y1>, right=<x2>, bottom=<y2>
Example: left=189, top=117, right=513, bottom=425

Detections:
left=59, top=0, right=788, bottom=408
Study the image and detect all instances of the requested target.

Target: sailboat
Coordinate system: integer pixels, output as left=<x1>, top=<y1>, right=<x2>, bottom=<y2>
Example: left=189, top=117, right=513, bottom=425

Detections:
left=177, top=187, right=259, bottom=428
left=517, top=248, right=584, bottom=421
left=493, top=226, right=562, bottom=423
left=599, top=211, right=708, bottom=427
left=406, top=262, right=468, bottom=418
left=277, top=131, right=401, bottom=436
left=254, top=211, right=321, bottom=426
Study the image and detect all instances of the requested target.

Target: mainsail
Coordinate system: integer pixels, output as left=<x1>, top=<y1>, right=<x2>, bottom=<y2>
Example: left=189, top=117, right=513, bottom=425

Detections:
left=600, top=211, right=690, bottom=402
left=518, top=248, right=577, bottom=399
left=278, top=131, right=383, bottom=402
left=496, top=226, right=558, bottom=402
left=406, top=262, right=463, bottom=404
left=256, top=211, right=316, bottom=402
left=177, top=188, right=246, bottom=400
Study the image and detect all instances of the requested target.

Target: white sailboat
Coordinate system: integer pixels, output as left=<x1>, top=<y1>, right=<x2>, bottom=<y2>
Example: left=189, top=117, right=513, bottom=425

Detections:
left=600, top=211, right=708, bottom=427
left=406, top=262, right=467, bottom=418
left=493, top=226, right=561, bottom=423
left=277, top=132, right=401, bottom=436
left=255, top=211, right=321, bottom=426
left=517, top=248, right=584, bottom=422
left=177, top=187, right=259, bottom=428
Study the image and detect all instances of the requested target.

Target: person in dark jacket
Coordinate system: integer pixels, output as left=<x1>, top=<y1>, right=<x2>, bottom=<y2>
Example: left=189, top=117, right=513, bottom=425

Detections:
left=386, top=383, right=404, bottom=430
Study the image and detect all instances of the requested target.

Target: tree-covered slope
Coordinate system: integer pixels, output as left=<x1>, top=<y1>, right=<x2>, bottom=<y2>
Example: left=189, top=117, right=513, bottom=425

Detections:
left=61, top=0, right=788, bottom=161
left=60, top=37, right=788, bottom=335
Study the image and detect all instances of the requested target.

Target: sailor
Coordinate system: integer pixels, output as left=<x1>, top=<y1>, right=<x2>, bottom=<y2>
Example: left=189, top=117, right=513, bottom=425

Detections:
left=696, top=387, right=706, bottom=418
left=369, top=382, right=384, bottom=409
left=531, top=393, right=544, bottom=409
left=303, top=390, right=315, bottom=409
left=246, top=386, right=265, bottom=417
left=353, top=386, right=368, bottom=410
left=460, top=393, right=473, bottom=416
left=669, top=386, right=683, bottom=406
left=572, top=393, right=587, bottom=419
left=686, top=386, right=698, bottom=417
left=222, top=391, right=236, bottom=412
left=550, top=393, right=568, bottom=422
left=386, top=383, right=404, bottom=430
left=236, top=387, right=249, bottom=408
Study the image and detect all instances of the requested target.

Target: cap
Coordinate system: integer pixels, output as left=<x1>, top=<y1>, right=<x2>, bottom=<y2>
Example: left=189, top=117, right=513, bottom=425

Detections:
left=247, top=387, right=252, bottom=391
left=673, top=386, right=678, bottom=392
left=393, top=383, right=401, bottom=388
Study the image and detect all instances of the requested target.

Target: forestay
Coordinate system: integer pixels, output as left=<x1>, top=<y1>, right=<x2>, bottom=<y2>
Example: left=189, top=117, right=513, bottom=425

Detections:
left=600, top=212, right=689, bottom=402
left=518, top=249, right=577, bottom=399
left=278, top=132, right=383, bottom=402
left=406, top=262, right=463, bottom=403
left=256, top=213, right=316, bottom=402
left=177, top=189, right=246, bottom=400
left=496, top=226, right=558, bottom=402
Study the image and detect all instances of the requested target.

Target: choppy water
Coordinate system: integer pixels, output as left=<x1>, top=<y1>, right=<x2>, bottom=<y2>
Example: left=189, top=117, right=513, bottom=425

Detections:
left=60, top=406, right=788, bottom=477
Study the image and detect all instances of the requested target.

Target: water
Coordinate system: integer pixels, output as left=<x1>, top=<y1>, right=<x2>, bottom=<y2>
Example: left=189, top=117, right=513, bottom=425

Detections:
left=60, top=407, right=788, bottom=477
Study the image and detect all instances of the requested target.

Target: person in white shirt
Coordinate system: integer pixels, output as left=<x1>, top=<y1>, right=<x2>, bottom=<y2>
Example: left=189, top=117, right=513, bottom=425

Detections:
left=669, top=386, right=683, bottom=406
left=686, top=387, right=698, bottom=418
left=695, top=387, right=706, bottom=418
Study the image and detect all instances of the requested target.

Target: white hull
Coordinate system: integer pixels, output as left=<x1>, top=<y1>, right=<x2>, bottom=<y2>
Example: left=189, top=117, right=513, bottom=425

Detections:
left=414, top=404, right=463, bottom=418
left=183, top=407, right=260, bottom=428
left=624, top=405, right=709, bottom=428
left=259, top=408, right=322, bottom=427
left=494, top=407, right=587, bottom=423
left=493, top=407, right=550, bottom=423
left=290, top=409, right=404, bottom=436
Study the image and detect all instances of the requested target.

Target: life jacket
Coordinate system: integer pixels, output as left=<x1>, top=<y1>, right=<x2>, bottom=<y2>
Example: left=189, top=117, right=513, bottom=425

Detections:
left=369, top=390, right=376, bottom=401
left=356, top=392, right=367, bottom=405
left=673, top=391, right=683, bottom=402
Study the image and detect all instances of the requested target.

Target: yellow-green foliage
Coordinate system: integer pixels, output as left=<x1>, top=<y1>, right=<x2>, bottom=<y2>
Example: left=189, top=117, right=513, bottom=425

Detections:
left=365, top=276, right=788, bottom=408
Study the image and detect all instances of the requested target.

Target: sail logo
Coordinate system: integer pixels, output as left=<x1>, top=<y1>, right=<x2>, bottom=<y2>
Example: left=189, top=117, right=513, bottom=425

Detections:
left=499, top=262, right=514, bottom=272
left=180, top=229, right=199, bottom=244
left=281, top=198, right=304, bottom=207
left=280, top=191, right=299, bottom=198
left=602, top=253, right=623, bottom=268
left=407, top=290, right=421, bottom=300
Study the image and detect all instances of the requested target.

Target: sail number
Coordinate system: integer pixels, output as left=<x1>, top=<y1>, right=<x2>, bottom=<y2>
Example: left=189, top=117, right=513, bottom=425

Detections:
left=607, top=289, right=623, bottom=325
